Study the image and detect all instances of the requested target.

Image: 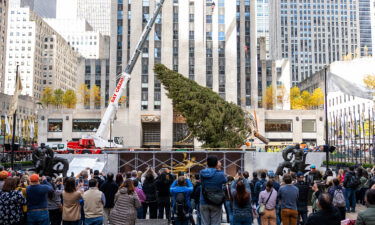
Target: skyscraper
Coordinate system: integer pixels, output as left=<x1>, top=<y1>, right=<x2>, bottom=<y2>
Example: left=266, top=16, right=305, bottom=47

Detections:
left=5, top=6, right=80, bottom=99
left=110, top=0, right=257, bottom=148
left=359, top=0, right=373, bottom=55
left=270, top=0, right=360, bottom=86
left=0, top=0, right=8, bottom=93
left=56, top=0, right=111, bottom=35
left=18, top=0, right=56, bottom=18
left=256, top=0, right=270, bottom=58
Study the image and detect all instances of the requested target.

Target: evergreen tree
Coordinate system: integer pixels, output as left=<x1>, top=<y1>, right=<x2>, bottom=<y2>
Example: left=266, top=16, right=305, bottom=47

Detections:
left=154, top=64, right=248, bottom=148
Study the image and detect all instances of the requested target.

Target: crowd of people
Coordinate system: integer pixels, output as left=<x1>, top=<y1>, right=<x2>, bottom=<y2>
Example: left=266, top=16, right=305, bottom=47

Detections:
left=0, top=157, right=375, bottom=225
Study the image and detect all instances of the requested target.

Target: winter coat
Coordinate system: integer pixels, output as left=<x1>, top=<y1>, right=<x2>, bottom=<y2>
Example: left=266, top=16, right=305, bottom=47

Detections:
left=110, top=188, right=141, bottom=225
left=170, top=179, right=194, bottom=210
left=100, top=180, right=118, bottom=208
left=199, top=168, right=227, bottom=205
left=356, top=205, right=375, bottom=225
left=155, top=173, right=174, bottom=197
left=306, top=206, right=341, bottom=225
left=295, top=181, right=309, bottom=211
left=142, top=180, right=157, bottom=202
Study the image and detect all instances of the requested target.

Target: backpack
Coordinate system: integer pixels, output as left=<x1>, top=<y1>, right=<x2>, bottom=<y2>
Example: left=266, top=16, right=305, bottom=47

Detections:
left=347, top=175, right=360, bottom=189
left=332, top=189, right=346, bottom=207
left=174, top=192, right=188, bottom=220
left=202, top=183, right=225, bottom=206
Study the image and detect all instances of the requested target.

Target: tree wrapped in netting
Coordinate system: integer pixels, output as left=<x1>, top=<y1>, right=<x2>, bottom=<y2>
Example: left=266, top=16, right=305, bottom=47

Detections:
left=154, top=64, right=248, bottom=148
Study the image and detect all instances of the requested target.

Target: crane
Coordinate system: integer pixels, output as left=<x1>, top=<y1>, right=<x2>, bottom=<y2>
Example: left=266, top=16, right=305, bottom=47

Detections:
left=75, top=0, right=165, bottom=149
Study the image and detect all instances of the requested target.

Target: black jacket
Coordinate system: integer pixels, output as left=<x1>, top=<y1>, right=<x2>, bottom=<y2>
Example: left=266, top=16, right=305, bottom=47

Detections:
left=343, top=171, right=357, bottom=188
left=143, top=180, right=157, bottom=202
left=155, top=173, right=174, bottom=197
left=100, top=180, right=118, bottom=208
left=295, top=181, right=309, bottom=210
left=306, top=207, right=341, bottom=225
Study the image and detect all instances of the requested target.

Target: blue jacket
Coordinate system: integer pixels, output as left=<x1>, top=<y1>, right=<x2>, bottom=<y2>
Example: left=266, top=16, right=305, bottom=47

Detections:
left=170, top=179, right=194, bottom=210
left=199, top=168, right=227, bottom=205
left=254, top=178, right=267, bottom=201
left=26, top=180, right=53, bottom=210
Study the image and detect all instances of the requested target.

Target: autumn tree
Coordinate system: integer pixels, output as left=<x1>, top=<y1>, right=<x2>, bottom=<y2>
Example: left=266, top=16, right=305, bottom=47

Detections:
left=290, top=86, right=323, bottom=109
left=277, top=84, right=288, bottom=108
left=363, top=75, right=375, bottom=89
left=290, top=86, right=304, bottom=109
left=310, top=88, right=324, bottom=108
left=264, top=86, right=274, bottom=109
left=52, top=89, right=64, bottom=108
left=78, top=84, right=90, bottom=107
left=91, top=85, right=101, bottom=108
left=63, top=90, right=77, bottom=108
left=41, top=87, right=54, bottom=107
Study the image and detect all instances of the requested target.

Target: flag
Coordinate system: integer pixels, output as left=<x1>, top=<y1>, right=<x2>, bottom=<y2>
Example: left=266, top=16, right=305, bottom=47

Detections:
left=328, top=72, right=373, bottom=100
left=5, top=116, right=10, bottom=134
left=29, top=122, right=34, bottom=139
left=9, top=68, right=23, bottom=115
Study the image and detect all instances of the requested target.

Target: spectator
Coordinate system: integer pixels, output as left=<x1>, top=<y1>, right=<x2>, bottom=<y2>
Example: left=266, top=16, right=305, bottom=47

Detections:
left=250, top=172, right=259, bottom=204
left=243, top=171, right=250, bottom=181
left=328, top=178, right=346, bottom=220
left=224, top=176, right=234, bottom=224
left=0, top=170, right=9, bottom=189
left=83, top=179, right=106, bottom=225
left=200, top=156, right=227, bottom=225
left=26, top=174, right=53, bottom=225
left=231, top=178, right=253, bottom=225
left=110, top=179, right=141, bottom=225
left=62, top=177, right=83, bottom=225
left=343, top=166, right=359, bottom=212
left=192, top=173, right=202, bottom=225
left=278, top=174, right=299, bottom=225
left=170, top=176, right=194, bottom=225
left=0, top=177, right=26, bottom=225
left=115, top=174, right=124, bottom=187
left=268, top=171, right=280, bottom=192
left=324, top=170, right=334, bottom=187
left=93, top=170, right=104, bottom=189
left=47, top=177, right=63, bottom=225
left=337, top=169, right=345, bottom=184
left=357, top=169, right=369, bottom=205
left=295, top=172, right=309, bottom=225
left=100, top=173, right=119, bottom=225
left=142, top=172, right=158, bottom=219
left=306, top=165, right=322, bottom=187
left=259, top=180, right=277, bottom=225
left=78, top=170, right=89, bottom=191
left=356, top=189, right=375, bottom=225
left=133, top=179, right=146, bottom=219
left=155, top=169, right=174, bottom=220
left=255, top=172, right=268, bottom=202
left=305, top=193, right=341, bottom=225
left=311, top=183, right=324, bottom=213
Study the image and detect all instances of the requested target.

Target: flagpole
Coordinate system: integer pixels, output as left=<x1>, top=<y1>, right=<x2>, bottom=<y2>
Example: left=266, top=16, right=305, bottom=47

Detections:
left=324, top=66, right=330, bottom=170
left=11, top=65, right=19, bottom=170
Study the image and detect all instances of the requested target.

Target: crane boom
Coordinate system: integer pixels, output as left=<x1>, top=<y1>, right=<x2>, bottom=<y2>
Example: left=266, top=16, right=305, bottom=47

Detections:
left=93, top=0, right=165, bottom=147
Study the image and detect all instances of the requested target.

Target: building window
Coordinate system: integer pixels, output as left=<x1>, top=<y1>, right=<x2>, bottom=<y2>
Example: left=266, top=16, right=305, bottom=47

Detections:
left=72, top=119, right=101, bottom=132
left=265, top=119, right=293, bottom=132
left=302, top=119, right=316, bottom=132
left=48, top=119, right=63, bottom=132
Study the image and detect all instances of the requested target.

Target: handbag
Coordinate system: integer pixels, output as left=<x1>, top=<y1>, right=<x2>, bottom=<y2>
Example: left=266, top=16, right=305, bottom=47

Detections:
left=258, top=190, right=273, bottom=216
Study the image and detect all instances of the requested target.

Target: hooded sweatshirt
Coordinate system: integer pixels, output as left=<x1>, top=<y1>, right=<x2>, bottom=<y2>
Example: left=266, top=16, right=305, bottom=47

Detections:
left=199, top=168, right=227, bottom=205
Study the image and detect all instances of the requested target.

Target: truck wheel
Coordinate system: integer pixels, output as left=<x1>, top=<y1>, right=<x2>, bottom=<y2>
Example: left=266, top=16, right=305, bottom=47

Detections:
left=82, top=150, right=92, bottom=154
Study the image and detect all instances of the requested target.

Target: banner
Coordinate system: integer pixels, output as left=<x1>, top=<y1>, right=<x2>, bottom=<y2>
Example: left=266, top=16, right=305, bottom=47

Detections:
left=29, top=122, right=34, bottom=139
left=9, top=68, right=23, bottom=115
left=5, top=116, right=10, bottom=135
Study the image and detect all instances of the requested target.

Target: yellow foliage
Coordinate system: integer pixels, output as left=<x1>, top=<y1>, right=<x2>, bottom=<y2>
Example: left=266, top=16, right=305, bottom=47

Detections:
left=310, top=88, right=324, bottom=107
left=290, top=86, right=323, bottom=109
left=78, top=84, right=90, bottom=106
left=363, top=75, right=375, bottom=89
left=265, top=86, right=274, bottom=109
